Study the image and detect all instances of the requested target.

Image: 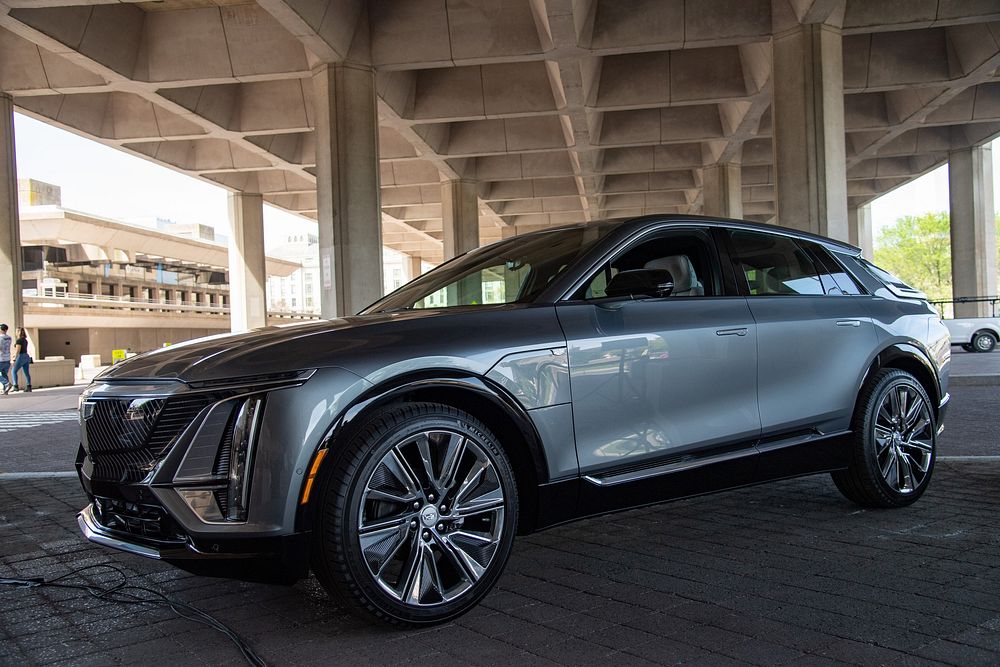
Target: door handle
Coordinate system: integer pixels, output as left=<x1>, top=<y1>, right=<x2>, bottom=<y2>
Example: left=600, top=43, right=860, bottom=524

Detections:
left=716, top=327, right=748, bottom=337
left=836, top=320, right=861, bottom=327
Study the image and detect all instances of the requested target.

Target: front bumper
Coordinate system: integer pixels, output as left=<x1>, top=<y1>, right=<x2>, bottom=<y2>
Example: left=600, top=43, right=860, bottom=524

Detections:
left=937, top=392, right=950, bottom=434
left=78, top=503, right=311, bottom=582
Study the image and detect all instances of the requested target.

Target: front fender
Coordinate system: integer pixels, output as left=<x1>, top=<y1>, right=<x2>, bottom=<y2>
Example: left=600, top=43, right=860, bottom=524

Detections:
left=295, top=371, right=554, bottom=533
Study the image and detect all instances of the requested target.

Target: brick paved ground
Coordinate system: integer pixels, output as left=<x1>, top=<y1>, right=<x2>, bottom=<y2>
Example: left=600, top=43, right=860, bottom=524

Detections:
left=2, top=460, right=999, bottom=666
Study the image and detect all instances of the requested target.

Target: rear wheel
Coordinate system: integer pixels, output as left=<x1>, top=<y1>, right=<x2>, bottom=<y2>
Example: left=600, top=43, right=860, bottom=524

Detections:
left=832, top=369, right=936, bottom=508
left=311, top=402, right=518, bottom=626
left=972, top=331, right=997, bottom=353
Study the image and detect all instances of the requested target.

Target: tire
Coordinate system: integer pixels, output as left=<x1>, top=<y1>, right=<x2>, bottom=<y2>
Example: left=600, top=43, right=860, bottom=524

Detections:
left=310, top=402, right=518, bottom=626
left=832, top=369, right=936, bottom=508
left=972, top=331, right=997, bottom=353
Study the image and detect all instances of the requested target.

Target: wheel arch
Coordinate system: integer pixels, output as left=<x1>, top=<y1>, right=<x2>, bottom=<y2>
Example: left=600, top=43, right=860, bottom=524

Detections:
left=861, top=343, right=942, bottom=419
left=297, top=371, right=549, bottom=535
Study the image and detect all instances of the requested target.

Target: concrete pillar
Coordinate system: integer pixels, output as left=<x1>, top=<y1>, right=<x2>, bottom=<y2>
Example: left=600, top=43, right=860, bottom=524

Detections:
left=313, top=64, right=383, bottom=317
left=771, top=21, right=849, bottom=241
left=848, top=204, right=874, bottom=261
left=227, top=192, right=267, bottom=331
left=442, top=180, right=479, bottom=259
left=0, top=94, right=23, bottom=332
left=949, top=146, right=997, bottom=318
left=25, top=326, right=38, bottom=361
left=407, top=255, right=423, bottom=282
left=702, top=163, right=743, bottom=219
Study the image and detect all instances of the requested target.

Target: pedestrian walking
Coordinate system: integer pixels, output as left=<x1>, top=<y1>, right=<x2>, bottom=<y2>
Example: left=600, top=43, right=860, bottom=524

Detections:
left=11, top=327, right=31, bottom=393
left=0, top=324, right=11, bottom=395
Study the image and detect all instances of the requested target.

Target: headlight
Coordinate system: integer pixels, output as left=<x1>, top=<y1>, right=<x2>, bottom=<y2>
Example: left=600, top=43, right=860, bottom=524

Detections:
left=226, top=396, right=263, bottom=522
left=173, top=394, right=264, bottom=523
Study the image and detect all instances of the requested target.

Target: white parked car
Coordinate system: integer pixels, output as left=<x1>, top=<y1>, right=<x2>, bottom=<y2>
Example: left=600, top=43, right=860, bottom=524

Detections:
left=944, top=317, right=1000, bottom=353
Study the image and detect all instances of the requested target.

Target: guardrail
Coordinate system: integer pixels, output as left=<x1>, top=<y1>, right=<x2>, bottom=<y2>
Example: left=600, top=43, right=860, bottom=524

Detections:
left=22, top=292, right=320, bottom=320
left=929, top=296, right=1000, bottom=319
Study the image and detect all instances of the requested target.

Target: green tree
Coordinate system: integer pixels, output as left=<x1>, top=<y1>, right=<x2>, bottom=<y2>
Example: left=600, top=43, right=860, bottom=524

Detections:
left=874, top=212, right=952, bottom=302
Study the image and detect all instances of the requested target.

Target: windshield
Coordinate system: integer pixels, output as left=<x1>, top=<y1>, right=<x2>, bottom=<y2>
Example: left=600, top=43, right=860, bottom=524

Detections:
left=367, top=225, right=613, bottom=312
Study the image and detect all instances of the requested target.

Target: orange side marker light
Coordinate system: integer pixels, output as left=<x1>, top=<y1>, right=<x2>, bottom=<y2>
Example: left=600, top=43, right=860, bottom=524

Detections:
left=300, top=448, right=329, bottom=505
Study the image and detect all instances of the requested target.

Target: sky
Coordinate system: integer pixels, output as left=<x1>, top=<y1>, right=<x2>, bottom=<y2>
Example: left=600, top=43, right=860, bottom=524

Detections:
left=12, top=111, right=1000, bottom=250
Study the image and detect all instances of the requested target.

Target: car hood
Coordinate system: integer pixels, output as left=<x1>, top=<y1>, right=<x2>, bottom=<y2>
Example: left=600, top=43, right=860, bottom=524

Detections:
left=96, top=313, right=410, bottom=383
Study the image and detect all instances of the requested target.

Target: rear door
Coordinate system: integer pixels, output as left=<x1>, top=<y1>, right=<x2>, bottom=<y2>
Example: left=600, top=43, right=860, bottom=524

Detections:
left=725, top=229, right=877, bottom=440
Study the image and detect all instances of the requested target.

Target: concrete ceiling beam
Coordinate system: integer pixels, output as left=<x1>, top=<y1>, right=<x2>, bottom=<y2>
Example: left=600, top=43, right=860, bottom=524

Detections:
left=16, top=90, right=207, bottom=141
left=6, top=4, right=311, bottom=85
left=846, top=23, right=1000, bottom=167
left=255, top=0, right=366, bottom=63
left=124, top=138, right=273, bottom=172
left=842, top=0, right=1000, bottom=35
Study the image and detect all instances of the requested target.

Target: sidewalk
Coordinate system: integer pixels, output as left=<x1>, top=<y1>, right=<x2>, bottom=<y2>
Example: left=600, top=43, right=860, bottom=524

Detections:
left=0, top=383, right=85, bottom=413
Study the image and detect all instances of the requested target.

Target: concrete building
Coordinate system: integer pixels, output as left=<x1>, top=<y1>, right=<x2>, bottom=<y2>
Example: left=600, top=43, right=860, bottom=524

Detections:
left=1, top=1, right=999, bottom=323
left=265, top=234, right=414, bottom=314
left=17, top=181, right=303, bottom=363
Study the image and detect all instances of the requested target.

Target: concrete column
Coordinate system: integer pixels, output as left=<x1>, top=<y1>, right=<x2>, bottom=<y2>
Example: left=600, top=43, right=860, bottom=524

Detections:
left=0, top=94, right=23, bottom=331
left=771, top=21, right=849, bottom=241
left=441, top=180, right=480, bottom=259
left=313, top=64, right=383, bottom=318
left=949, top=146, right=997, bottom=318
left=407, top=255, right=423, bottom=282
left=25, top=326, right=38, bottom=360
left=847, top=204, right=874, bottom=261
left=227, top=192, right=267, bottom=331
left=702, top=163, right=743, bottom=219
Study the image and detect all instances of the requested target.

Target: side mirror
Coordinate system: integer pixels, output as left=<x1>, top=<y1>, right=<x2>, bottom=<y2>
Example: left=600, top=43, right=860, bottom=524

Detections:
left=605, top=269, right=674, bottom=300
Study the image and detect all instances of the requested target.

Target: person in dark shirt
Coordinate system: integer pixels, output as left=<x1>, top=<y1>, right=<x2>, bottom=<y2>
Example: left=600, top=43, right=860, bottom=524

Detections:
left=11, top=327, right=30, bottom=393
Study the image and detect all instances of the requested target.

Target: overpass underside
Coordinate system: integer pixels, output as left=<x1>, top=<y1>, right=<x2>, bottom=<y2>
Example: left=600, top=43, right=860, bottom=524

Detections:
left=1, top=0, right=999, bottom=330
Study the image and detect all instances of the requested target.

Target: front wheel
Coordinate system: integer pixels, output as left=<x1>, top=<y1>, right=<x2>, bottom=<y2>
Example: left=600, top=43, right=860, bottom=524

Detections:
left=311, top=402, right=518, bottom=626
left=832, top=369, right=936, bottom=508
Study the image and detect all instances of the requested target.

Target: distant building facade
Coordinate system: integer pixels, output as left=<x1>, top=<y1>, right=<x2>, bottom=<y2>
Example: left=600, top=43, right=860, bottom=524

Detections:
left=16, top=180, right=301, bottom=365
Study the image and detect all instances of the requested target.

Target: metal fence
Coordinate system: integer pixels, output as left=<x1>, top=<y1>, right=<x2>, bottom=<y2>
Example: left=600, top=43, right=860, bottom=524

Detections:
left=928, top=296, right=1000, bottom=319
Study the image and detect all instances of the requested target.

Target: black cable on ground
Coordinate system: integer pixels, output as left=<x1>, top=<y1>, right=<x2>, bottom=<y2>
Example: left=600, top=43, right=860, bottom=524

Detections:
left=1, top=563, right=267, bottom=667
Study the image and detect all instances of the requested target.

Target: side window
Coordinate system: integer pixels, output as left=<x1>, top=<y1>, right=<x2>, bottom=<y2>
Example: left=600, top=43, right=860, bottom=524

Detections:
left=579, top=230, right=719, bottom=299
left=802, top=242, right=864, bottom=295
left=729, top=230, right=824, bottom=296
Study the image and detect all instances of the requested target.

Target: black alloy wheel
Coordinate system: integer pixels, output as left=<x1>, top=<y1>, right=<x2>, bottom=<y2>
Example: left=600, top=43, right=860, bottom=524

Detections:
left=311, top=402, right=518, bottom=626
left=832, top=369, right=936, bottom=508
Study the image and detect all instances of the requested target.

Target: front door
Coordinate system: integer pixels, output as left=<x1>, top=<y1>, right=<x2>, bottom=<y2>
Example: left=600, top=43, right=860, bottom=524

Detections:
left=556, top=227, right=761, bottom=484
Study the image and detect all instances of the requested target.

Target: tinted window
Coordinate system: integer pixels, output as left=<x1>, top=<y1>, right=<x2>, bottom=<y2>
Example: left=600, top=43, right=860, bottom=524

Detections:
left=858, top=258, right=916, bottom=291
left=801, top=241, right=863, bottom=295
left=729, top=230, right=824, bottom=296
left=368, top=225, right=614, bottom=311
left=579, top=230, right=719, bottom=299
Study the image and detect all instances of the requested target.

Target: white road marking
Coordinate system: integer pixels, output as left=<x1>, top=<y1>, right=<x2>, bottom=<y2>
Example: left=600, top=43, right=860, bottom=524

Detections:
left=0, top=411, right=78, bottom=433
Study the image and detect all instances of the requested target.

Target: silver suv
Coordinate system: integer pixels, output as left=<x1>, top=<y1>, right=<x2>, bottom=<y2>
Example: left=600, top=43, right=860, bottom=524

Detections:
left=76, top=216, right=950, bottom=626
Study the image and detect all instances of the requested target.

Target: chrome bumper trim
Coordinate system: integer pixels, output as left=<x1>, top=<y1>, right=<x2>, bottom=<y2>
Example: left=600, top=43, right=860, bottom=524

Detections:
left=77, top=505, right=187, bottom=560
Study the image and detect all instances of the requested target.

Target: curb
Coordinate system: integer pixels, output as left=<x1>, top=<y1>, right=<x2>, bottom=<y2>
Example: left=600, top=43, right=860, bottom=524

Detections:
left=951, top=375, right=1000, bottom=387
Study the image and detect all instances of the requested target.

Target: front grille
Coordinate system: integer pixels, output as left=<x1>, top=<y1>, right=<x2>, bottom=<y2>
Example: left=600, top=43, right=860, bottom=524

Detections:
left=84, top=394, right=213, bottom=483
left=93, top=495, right=184, bottom=541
